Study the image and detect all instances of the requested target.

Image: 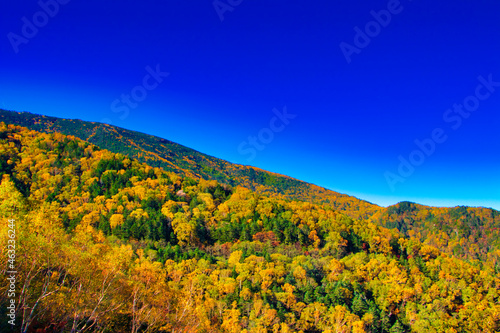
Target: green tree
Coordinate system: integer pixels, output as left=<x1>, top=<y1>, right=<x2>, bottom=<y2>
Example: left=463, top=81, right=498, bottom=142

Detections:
left=390, top=320, right=406, bottom=333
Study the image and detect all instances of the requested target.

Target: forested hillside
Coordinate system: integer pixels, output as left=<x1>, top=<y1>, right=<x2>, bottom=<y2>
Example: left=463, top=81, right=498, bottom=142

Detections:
left=1, top=123, right=499, bottom=332
left=0, top=109, right=380, bottom=220
left=371, top=202, right=500, bottom=267
left=2, top=110, right=500, bottom=267
left=2, top=109, right=499, bottom=268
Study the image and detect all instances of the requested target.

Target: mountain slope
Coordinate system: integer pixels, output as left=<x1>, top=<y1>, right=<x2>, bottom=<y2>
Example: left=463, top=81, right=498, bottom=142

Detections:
left=1, top=123, right=499, bottom=332
left=1, top=109, right=500, bottom=268
left=0, top=109, right=380, bottom=220
left=370, top=201, right=500, bottom=265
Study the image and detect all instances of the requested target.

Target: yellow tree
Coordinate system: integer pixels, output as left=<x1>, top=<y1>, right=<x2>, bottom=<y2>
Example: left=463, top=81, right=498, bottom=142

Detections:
left=171, top=212, right=196, bottom=247
left=129, top=251, right=171, bottom=333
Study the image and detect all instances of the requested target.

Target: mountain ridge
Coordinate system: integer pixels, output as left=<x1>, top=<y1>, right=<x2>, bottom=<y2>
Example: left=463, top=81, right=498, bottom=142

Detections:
left=1, top=121, right=499, bottom=332
left=2, top=109, right=496, bottom=212
left=0, top=108, right=381, bottom=219
left=1, top=109, right=499, bottom=266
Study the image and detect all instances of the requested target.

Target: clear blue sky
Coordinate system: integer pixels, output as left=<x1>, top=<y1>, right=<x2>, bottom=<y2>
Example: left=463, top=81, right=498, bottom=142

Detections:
left=1, top=0, right=499, bottom=210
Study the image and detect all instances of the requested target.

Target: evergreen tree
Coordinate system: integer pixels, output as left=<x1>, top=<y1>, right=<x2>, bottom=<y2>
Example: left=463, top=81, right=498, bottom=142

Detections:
left=389, top=320, right=406, bottom=333
left=380, top=310, right=392, bottom=332
left=351, top=293, right=369, bottom=317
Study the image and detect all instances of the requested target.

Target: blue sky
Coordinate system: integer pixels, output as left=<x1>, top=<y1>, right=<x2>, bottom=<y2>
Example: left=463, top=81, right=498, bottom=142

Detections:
left=1, top=0, right=499, bottom=209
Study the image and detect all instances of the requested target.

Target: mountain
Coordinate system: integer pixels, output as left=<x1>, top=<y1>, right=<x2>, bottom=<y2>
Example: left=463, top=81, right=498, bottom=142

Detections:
left=1, top=109, right=499, bottom=267
left=0, top=109, right=380, bottom=220
left=371, top=201, right=500, bottom=265
left=1, top=122, right=499, bottom=332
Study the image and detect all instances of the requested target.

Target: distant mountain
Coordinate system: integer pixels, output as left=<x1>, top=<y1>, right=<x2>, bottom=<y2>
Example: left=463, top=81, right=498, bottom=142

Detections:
left=0, top=109, right=380, bottom=220
left=370, top=201, right=500, bottom=264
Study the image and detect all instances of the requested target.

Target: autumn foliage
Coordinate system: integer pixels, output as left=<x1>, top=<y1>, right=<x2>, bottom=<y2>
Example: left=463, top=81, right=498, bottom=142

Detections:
left=0, top=123, right=499, bottom=332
